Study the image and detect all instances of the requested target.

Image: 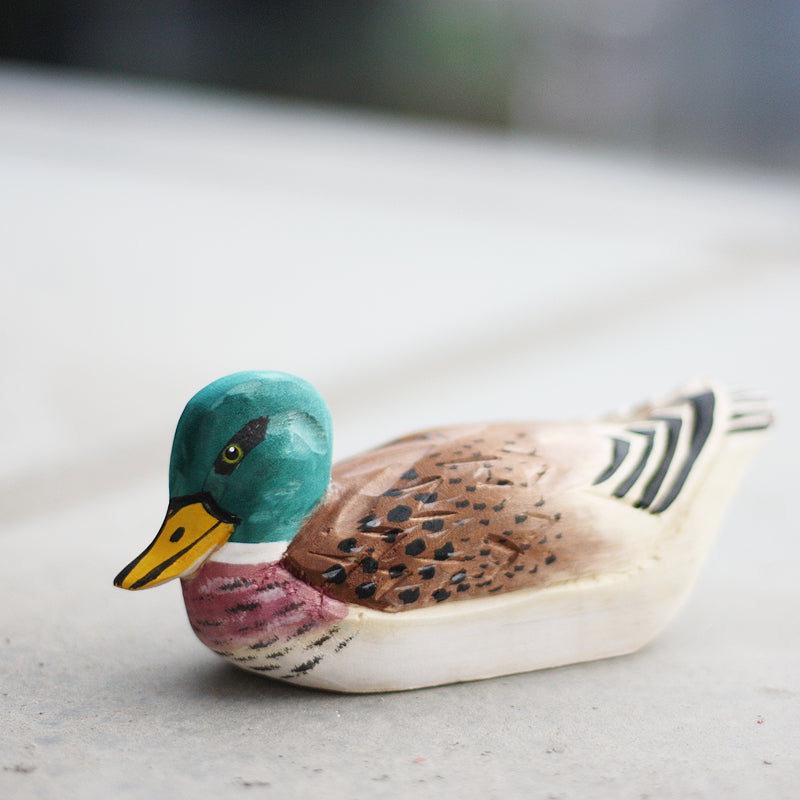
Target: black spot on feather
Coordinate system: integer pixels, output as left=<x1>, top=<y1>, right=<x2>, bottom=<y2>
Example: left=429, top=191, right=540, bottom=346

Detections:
left=387, top=505, right=412, bottom=523
left=355, top=581, right=377, bottom=599
left=360, top=556, right=379, bottom=574
left=322, top=565, right=347, bottom=584
left=415, top=492, right=438, bottom=504
left=398, top=587, right=420, bottom=604
left=291, top=655, right=323, bottom=674
left=405, top=538, right=426, bottom=556
left=434, top=543, right=454, bottom=560
left=226, top=602, right=260, bottom=614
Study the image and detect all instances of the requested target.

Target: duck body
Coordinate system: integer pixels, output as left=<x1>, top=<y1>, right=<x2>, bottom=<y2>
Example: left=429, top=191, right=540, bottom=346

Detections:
left=115, top=372, right=772, bottom=692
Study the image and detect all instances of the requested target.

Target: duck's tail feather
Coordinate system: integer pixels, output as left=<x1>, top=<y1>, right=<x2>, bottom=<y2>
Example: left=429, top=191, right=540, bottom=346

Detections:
left=726, top=389, right=775, bottom=435
left=593, top=382, right=773, bottom=516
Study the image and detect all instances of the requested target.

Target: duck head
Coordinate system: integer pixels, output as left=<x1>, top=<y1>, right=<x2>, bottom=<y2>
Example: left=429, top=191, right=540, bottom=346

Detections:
left=114, top=371, right=332, bottom=590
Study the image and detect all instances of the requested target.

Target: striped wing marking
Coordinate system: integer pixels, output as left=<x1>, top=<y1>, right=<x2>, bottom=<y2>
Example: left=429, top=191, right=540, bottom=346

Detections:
left=592, top=391, right=715, bottom=514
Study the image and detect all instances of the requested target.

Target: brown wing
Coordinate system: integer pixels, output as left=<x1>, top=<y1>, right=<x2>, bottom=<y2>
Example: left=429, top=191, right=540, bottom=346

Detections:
left=283, top=422, right=615, bottom=612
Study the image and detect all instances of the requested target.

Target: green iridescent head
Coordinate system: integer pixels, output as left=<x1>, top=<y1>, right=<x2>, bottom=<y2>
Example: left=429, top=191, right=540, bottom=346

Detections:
left=114, top=371, right=332, bottom=590
left=169, top=371, right=333, bottom=543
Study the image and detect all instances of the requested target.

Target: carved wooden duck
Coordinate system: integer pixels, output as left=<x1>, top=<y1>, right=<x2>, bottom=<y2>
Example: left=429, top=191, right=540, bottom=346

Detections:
left=114, top=372, right=772, bottom=692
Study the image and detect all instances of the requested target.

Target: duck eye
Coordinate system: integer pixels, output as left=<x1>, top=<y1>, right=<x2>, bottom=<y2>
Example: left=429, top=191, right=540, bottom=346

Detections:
left=222, top=444, right=244, bottom=464
left=213, top=415, right=269, bottom=475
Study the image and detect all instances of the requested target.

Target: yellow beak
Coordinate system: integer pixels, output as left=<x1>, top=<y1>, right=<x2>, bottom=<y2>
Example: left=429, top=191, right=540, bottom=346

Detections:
left=114, top=494, right=237, bottom=590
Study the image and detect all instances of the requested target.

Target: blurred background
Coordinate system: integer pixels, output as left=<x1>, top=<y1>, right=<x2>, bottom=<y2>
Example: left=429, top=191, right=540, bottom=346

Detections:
left=3, top=0, right=799, bottom=171
left=1, top=0, right=798, bottom=512
left=2, top=5, right=800, bottom=799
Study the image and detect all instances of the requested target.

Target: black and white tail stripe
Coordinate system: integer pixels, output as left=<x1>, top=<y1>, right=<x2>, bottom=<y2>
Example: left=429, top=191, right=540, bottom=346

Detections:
left=593, top=391, right=715, bottom=515
left=727, top=390, right=774, bottom=434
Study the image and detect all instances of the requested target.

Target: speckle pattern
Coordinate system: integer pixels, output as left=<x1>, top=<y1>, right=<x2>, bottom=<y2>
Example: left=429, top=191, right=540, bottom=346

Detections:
left=284, top=422, right=612, bottom=612
left=387, top=505, right=413, bottom=523
left=419, top=565, right=436, bottom=580
left=355, top=581, right=377, bottom=598
left=181, top=560, right=351, bottom=680
left=405, top=538, right=426, bottom=556
left=360, top=556, right=379, bottom=573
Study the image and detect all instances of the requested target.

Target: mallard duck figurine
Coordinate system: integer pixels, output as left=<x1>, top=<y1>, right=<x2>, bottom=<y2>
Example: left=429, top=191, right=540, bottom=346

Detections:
left=114, top=372, right=772, bottom=692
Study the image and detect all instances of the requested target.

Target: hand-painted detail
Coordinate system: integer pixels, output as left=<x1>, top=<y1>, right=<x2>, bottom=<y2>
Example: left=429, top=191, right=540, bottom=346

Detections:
left=213, top=416, right=269, bottom=475
left=182, top=559, right=351, bottom=679
left=593, top=392, right=716, bottom=515
left=114, top=492, right=239, bottom=589
left=650, top=393, right=715, bottom=513
left=114, top=371, right=773, bottom=690
left=726, top=391, right=774, bottom=434
left=592, top=438, right=630, bottom=485
left=613, top=429, right=656, bottom=499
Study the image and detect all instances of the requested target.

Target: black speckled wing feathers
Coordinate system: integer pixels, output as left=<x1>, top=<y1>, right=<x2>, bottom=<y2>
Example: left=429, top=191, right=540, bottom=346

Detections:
left=282, top=385, right=769, bottom=613
left=283, top=422, right=616, bottom=611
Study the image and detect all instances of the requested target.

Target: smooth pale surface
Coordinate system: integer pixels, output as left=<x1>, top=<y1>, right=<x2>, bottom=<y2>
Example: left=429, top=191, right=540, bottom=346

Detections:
left=1, top=65, right=798, bottom=798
